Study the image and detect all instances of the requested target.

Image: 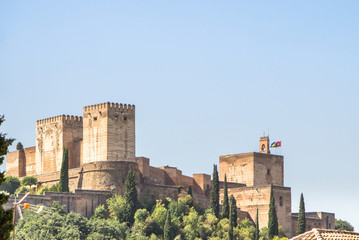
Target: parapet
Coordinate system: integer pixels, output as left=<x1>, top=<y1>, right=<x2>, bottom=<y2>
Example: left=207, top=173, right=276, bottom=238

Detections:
left=36, top=115, right=83, bottom=125
left=83, top=102, right=135, bottom=112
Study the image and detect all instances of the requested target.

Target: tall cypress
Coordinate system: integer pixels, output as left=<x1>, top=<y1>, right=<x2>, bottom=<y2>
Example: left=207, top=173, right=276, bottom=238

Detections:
left=255, top=207, right=260, bottom=240
left=0, top=115, right=14, bottom=240
left=229, top=213, right=234, bottom=240
left=229, top=194, right=238, bottom=227
left=187, top=185, right=192, bottom=197
left=210, top=164, right=219, bottom=218
left=222, top=174, right=229, bottom=219
left=124, top=165, right=138, bottom=224
left=268, top=184, right=279, bottom=239
left=164, top=210, right=173, bottom=240
left=296, top=193, right=306, bottom=235
left=58, top=148, right=69, bottom=192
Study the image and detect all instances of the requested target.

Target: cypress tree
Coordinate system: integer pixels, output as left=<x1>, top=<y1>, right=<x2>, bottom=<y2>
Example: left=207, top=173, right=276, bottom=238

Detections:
left=229, top=213, right=234, bottom=240
left=296, top=193, right=306, bottom=235
left=187, top=185, right=192, bottom=196
left=0, top=115, right=15, bottom=240
left=268, top=184, right=279, bottom=239
left=229, top=194, right=238, bottom=227
left=16, top=142, right=23, bottom=150
left=255, top=207, right=260, bottom=240
left=124, top=165, right=138, bottom=224
left=164, top=210, right=173, bottom=240
left=58, top=148, right=69, bottom=192
left=210, top=164, right=220, bottom=218
left=222, top=174, right=229, bottom=219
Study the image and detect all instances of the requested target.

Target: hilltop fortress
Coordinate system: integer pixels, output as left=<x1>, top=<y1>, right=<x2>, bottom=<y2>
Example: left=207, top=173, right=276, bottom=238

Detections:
left=6, top=102, right=335, bottom=238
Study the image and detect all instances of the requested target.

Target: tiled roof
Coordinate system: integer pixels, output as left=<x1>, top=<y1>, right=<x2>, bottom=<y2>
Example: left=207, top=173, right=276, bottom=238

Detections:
left=290, top=228, right=359, bottom=240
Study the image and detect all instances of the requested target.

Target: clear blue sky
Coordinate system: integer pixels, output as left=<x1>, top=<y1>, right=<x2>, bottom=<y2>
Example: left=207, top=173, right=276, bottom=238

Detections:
left=1, top=0, right=358, bottom=230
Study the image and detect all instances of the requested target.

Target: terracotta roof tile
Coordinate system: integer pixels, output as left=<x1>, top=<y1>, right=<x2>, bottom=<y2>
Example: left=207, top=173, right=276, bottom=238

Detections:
left=290, top=228, right=359, bottom=240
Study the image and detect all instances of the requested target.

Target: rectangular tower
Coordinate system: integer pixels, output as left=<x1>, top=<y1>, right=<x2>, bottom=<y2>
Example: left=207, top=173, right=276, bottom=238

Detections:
left=35, top=115, right=83, bottom=174
left=82, top=102, right=135, bottom=163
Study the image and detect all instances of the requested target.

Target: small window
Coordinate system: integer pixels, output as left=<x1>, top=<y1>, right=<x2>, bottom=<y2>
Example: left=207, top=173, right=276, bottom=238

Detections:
left=267, top=169, right=270, bottom=174
left=93, top=117, right=98, bottom=121
left=124, top=116, right=127, bottom=121
left=279, top=196, right=283, bottom=206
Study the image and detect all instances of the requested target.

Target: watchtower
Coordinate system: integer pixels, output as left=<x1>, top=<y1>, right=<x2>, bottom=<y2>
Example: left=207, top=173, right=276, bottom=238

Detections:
left=82, top=102, right=135, bottom=163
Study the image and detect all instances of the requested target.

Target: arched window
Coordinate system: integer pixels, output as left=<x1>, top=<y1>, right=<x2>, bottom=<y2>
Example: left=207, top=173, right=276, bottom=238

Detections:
left=279, top=196, right=283, bottom=206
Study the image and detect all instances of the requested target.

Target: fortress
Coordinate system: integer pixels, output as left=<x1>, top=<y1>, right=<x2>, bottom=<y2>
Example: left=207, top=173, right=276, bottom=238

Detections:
left=6, top=102, right=335, bottom=238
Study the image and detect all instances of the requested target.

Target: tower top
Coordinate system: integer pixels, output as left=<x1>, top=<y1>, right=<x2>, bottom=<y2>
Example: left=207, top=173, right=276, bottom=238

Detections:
left=259, top=136, right=270, bottom=154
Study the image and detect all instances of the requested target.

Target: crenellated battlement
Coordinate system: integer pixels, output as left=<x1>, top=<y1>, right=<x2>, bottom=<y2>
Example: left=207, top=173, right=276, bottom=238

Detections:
left=83, top=102, right=135, bottom=112
left=36, top=115, right=83, bottom=125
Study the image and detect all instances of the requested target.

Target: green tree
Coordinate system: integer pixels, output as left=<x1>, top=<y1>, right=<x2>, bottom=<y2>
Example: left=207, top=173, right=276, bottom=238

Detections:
left=335, top=219, right=354, bottom=231
left=0, top=176, right=20, bottom=194
left=164, top=210, right=173, bottom=240
left=229, top=213, right=233, bottom=240
left=0, top=115, right=14, bottom=240
left=222, top=174, right=229, bottom=219
left=210, top=164, right=219, bottom=218
left=187, top=185, right=192, bottom=197
left=107, top=195, right=128, bottom=223
left=268, top=184, right=279, bottom=239
left=21, top=175, right=37, bottom=187
left=125, top=166, right=138, bottom=224
left=229, top=194, right=237, bottom=227
left=16, top=142, right=23, bottom=150
left=296, top=193, right=306, bottom=235
left=58, top=148, right=69, bottom=192
left=255, top=207, right=260, bottom=240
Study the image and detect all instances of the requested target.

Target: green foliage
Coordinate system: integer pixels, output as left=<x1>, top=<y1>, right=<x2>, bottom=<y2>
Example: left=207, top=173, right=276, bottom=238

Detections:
left=125, top=165, right=139, bottom=224
left=222, top=174, right=229, bottom=219
left=229, top=194, right=237, bottom=228
left=296, top=193, right=306, bottom=235
left=14, top=186, right=33, bottom=195
left=210, top=164, right=219, bottom=218
left=107, top=194, right=128, bottom=223
left=335, top=219, right=354, bottom=231
left=187, top=185, right=193, bottom=197
left=16, top=141, right=23, bottom=150
left=268, top=185, right=279, bottom=239
left=21, top=175, right=37, bottom=187
left=91, top=204, right=107, bottom=220
left=58, top=148, right=69, bottom=192
left=0, top=175, right=20, bottom=194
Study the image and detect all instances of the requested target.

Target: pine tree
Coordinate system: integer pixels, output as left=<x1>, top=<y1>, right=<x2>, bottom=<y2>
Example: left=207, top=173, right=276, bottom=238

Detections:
left=0, top=115, right=15, bottom=240
left=229, top=194, right=238, bottom=227
left=124, top=165, right=138, bottom=224
left=210, top=164, right=220, bottom=218
left=164, top=210, right=173, bottom=240
left=255, top=207, right=260, bottom=240
left=222, top=174, right=229, bottom=219
left=268, top=184, right=279, bottom=239
left=58, top=148, right=69, bottom=192
left=296, top=193, right=306, bottom=235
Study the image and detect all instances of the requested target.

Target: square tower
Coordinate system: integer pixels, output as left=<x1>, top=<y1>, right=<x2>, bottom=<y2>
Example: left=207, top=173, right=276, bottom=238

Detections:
left=82, top=102, right=135, bottom=163
left=219, top=152, right=284, bottom=186
left=35, top=115, right=83, bottom=174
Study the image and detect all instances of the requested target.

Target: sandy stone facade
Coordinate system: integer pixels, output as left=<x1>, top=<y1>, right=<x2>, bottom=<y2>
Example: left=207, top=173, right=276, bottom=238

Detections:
left=6, top=102, right=335, bottom=238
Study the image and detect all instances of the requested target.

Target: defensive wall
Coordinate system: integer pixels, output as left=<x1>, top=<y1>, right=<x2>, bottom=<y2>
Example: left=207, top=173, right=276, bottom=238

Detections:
left=291, top=212, right=335, bottom=237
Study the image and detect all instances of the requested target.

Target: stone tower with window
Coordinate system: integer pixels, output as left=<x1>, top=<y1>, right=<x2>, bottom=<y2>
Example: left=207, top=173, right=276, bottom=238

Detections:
left=82, top=102, right=135, bottom=163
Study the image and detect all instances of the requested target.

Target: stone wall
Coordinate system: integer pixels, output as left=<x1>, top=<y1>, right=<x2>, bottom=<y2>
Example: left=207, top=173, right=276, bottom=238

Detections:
left=291, top=212, right=335, bottom=237
left=37, top=167, right=80, bottom=192
left=82, top=103, right=135, bottom=164
left=219, top=152, right=284, bottom=187
left=221, top=185, right=293, bottom=238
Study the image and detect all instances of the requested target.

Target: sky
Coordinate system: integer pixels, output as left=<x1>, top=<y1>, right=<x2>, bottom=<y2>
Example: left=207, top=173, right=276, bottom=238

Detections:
left=1, top=0, right=358, bottom=231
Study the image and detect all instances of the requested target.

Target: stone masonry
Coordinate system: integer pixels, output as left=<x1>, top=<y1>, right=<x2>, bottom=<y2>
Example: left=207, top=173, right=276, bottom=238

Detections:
left=6, top=102, right=335, bottom=238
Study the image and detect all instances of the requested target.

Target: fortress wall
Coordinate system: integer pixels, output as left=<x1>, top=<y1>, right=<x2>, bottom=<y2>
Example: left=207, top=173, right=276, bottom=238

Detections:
left=181, top=175, right=194, bottom=189
left=78, top=161, right=140, bottom=194
left=136, top=157, right=150, bottom=177
left=139, top=184, right=178, bottom=202
left=193, top=174, right=211, bottom=195
left=24, top=147, right=36, bottom=176
left=37, top=167, right=80, bottom=192
left=62, top=117, right=83, bottom=169
left=253, top=153, right=284, bottom=186
left=107, top=103, right=135, bottom=162
left=148, top=166, right=166, bottom=185
left=219, top=153, right=254, bottom=186
left=222, top=185, right=293, bottom=238
left=291, top=212, right=335, bottom=236
left=6, top=151, right=22, bottom=177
